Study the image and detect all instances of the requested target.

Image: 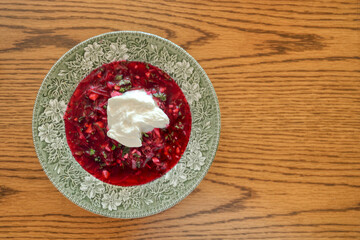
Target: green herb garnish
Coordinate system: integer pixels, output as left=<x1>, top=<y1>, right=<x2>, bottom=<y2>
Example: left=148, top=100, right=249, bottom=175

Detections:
left=89, top=149, right=95, bottom=155
left=118, top=79, right=131, bottom=86
left=111, top=145, right=116, bottom=150
left=175, top=122, right=184, bottom=130
left=153, top=92, right=166, bottom=101
left=119, top=84, right=132, bottom=93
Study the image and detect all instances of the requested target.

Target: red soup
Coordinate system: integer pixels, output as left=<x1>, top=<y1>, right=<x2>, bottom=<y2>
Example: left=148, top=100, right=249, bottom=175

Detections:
left=64, top=61, right=192, bottom=186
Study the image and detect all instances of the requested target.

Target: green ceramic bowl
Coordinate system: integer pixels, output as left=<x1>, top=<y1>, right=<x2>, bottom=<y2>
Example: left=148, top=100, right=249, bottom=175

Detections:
left=32, top=31, right=220, bottom=218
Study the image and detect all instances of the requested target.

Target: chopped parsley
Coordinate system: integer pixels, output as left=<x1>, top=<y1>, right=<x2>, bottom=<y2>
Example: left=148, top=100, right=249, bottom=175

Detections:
left=153, top=92, right=166, bottom=101
left=118, top=79, right=131, bottom=86
left=119, top=84, right=132, bottom=93
left=175, top=122, right=184, bottom=129
left=89, top=149, right=95, bottom=155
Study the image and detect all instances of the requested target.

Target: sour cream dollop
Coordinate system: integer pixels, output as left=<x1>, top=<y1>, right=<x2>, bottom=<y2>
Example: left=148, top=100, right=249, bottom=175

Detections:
left=107, top=89, right=169, bottom=147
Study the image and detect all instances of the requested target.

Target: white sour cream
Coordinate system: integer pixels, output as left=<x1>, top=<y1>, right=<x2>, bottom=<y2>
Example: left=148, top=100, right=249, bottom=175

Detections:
left=107, top=89, right=169, bottom=147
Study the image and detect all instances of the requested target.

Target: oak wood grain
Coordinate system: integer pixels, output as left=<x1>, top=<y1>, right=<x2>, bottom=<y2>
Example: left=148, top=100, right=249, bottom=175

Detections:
left=0, top=0, right=359, bottom=239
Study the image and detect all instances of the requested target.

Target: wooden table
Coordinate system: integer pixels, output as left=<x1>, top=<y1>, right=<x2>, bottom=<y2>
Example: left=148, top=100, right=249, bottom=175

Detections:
left=1, top=0, right=359, bottom=239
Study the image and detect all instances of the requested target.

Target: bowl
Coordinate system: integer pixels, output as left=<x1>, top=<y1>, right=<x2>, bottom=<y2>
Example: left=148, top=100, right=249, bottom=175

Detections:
left=32, top=31, right=220, bottom=218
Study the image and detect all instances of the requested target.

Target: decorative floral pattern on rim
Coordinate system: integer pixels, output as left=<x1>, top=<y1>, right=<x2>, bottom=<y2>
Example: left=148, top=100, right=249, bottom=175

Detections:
left=32, top=32, right=220, bottom=218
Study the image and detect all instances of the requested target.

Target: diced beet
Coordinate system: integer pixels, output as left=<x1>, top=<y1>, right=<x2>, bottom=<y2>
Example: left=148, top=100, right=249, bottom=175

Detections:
left=89, top=93, right=99, bottom=101
left=76, top=127, right=86, bottom=141
left=101, top=142, right=110, bottom=151
left=111, top=91, right=122, bottom=97
left=102, top=170, right=110, bottom=179
left=94, top=123, right=106, bottom=140
left=152, top=157, right=161, bottom=165
left=85, top=124, right=94, bottom=134
left=74, top=151, right=83, bottom=156
left=131, top=159, right=137, bottom=170
left=107, top=81, right=115, bottom=89
left=95, top=121, right=104, bottom=128
left=153, top=128, right=160, bottom=137
left=105, top=145, right=111, bottom=152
